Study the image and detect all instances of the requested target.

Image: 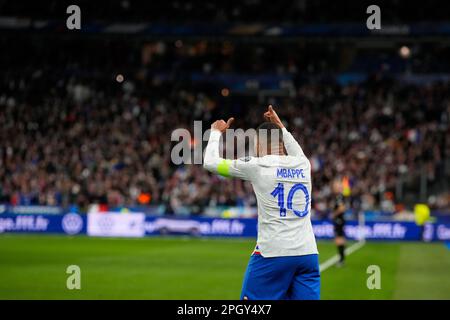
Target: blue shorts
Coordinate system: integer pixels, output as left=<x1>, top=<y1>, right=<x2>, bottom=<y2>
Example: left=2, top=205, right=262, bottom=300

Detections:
left=240, top=253, right=320, bottom=300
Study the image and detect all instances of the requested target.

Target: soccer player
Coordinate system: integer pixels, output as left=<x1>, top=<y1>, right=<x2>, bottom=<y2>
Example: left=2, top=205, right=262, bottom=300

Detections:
left=331, top=180, right=346, bottom=267
left=203, top=105, right=320, bottom=300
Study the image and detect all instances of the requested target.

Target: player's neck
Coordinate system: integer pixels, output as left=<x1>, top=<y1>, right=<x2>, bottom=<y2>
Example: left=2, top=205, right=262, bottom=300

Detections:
left=259, top=149, right=286, bottom=157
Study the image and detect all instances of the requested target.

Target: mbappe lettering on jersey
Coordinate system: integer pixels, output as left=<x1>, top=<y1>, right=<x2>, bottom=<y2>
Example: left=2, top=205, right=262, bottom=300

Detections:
left=276, top=168, right=305, bottom=179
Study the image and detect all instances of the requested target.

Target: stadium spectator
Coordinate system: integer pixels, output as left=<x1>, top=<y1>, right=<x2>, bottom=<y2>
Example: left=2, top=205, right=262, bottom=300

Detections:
left=0, top=39, right=448, bottom=214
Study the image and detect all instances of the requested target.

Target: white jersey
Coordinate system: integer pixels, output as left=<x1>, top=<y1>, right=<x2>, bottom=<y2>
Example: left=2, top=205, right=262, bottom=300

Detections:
left=204, top=127, right=318, bottom=258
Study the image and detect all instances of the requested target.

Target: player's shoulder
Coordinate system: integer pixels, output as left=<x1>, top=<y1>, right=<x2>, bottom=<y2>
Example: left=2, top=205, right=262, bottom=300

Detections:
left=235, top=155, right=310, bottom=170
left=233, top=156, right=259, bottom=173
left=257, top=154, right=310, bottom=168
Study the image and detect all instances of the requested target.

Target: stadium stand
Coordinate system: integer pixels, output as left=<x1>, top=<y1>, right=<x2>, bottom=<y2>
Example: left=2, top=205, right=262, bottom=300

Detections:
left=0, top=36, right=448, bottom=215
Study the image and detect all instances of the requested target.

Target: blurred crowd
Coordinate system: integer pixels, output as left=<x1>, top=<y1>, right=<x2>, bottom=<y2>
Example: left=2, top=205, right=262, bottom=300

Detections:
left=0, top=37, right=448, bottom=214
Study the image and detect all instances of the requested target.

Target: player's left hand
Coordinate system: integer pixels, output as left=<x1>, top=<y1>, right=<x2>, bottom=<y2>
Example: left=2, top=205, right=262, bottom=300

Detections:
left=264, top=105, right=284, bottom=128
left=211, top=117, right=234, bottom=132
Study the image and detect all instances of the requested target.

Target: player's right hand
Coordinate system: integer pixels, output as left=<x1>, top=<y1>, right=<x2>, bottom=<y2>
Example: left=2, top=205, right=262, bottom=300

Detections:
left=211, top=117, right=234, bottom=133
left=264, top=105, right=284, bottom=128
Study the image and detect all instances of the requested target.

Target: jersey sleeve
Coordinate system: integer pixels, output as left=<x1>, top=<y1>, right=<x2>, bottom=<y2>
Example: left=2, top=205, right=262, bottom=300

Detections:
left=203, top=130, right=257, bottom=181
left=281, top=127, right=306, bottom=158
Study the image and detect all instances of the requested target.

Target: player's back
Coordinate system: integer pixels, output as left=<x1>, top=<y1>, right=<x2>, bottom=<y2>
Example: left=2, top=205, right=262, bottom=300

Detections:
left=249, top=154, right=318, bottom=257
left=203, top=111, right=321, bottom=300
left=203, top=120, right=318, bottom=258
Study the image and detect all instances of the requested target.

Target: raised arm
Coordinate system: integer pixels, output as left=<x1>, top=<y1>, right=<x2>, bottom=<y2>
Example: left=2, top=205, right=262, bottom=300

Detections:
left=264, top=105, right=305, bottom=157
left=203, top=119, right=232, bottom=177
left=281, top=128, right=305, bottom=157
left=203, top=118, right=256, bottom=180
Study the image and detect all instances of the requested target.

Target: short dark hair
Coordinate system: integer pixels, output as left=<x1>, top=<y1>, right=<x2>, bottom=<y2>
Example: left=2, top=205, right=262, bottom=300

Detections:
left=256, top=122, right=283, bottom=149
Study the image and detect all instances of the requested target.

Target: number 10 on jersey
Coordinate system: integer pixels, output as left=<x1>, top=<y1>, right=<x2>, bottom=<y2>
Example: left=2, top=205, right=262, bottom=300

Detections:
left=271, top=183, right=309, bottom=218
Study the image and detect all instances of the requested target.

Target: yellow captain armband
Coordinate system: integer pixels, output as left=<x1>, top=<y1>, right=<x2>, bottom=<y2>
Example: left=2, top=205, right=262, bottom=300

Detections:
left=217, top=159, right=232, bottom=177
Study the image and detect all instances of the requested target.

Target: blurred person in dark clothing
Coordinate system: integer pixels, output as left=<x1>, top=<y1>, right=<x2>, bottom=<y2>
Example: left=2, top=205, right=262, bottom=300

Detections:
left=332, top=180, right=346, bottom=267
